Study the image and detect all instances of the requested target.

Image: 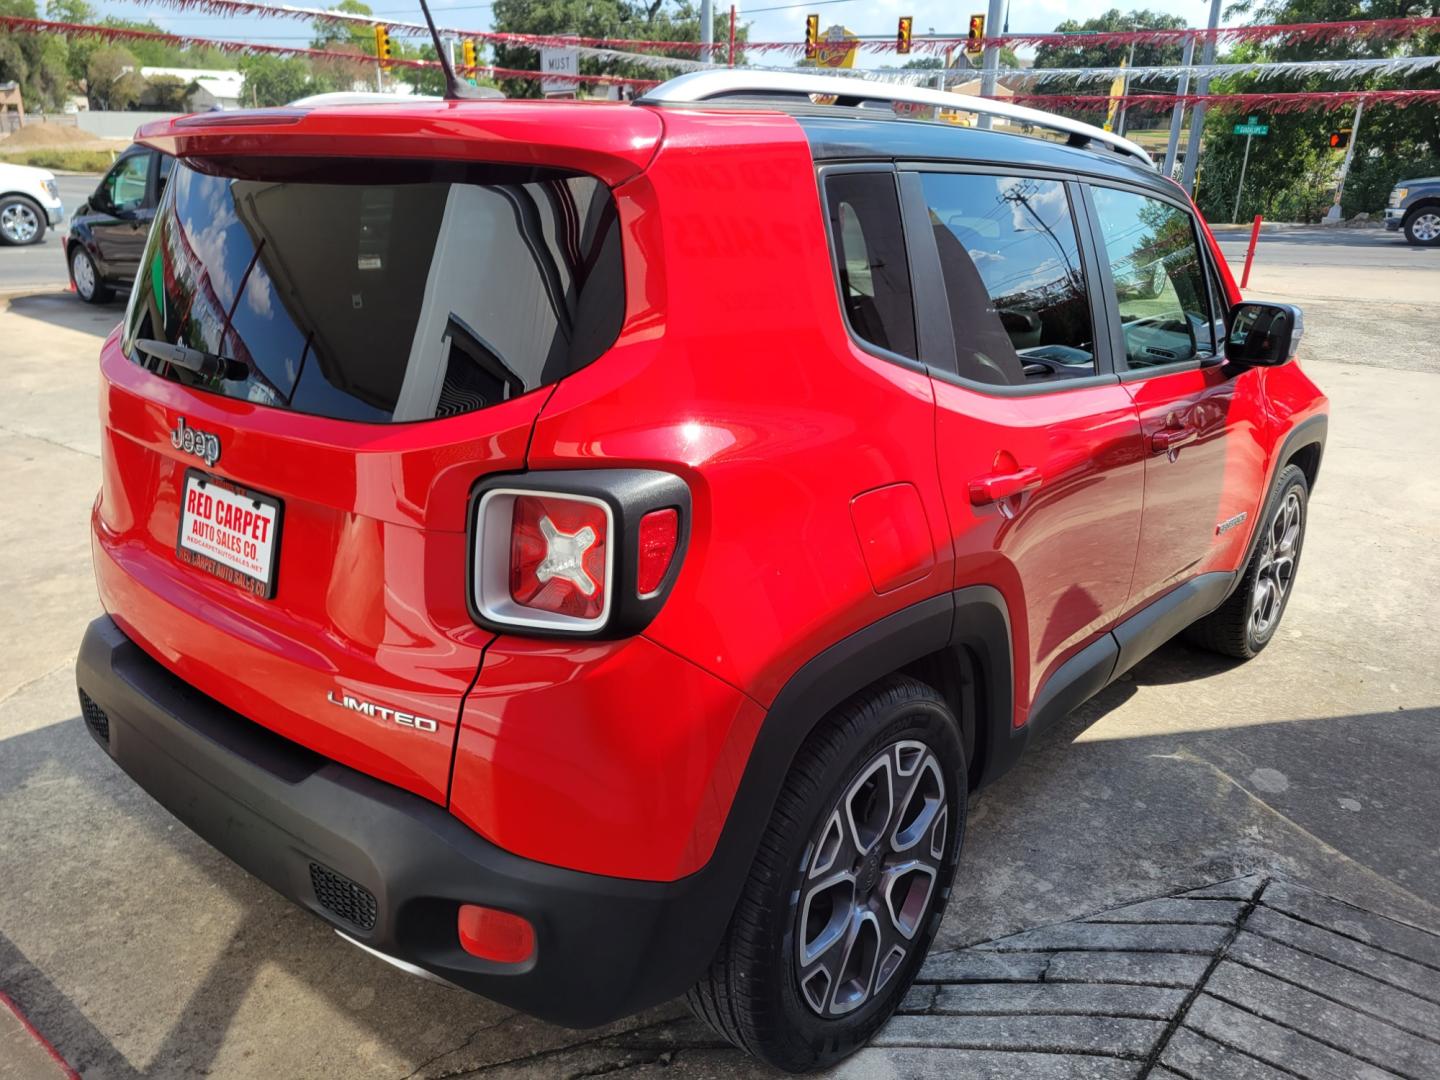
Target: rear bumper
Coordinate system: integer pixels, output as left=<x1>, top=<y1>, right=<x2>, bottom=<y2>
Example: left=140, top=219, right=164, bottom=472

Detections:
left=76, top=615, right=733, bottom=1027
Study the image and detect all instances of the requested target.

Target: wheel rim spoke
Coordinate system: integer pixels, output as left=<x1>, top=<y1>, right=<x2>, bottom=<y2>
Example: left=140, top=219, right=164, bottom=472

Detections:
left=1251, top=489, right=1302, bottom=638
left=796, top=738, right=949, bottom=1018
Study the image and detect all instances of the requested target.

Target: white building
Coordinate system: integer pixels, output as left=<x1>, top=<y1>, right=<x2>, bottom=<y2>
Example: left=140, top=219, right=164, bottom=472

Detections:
left=139, top=67, right=246, bottom=111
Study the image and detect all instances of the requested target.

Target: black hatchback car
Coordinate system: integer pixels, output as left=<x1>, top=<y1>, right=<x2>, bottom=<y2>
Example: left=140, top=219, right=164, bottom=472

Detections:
left=63, top=143, right=174, bottom=304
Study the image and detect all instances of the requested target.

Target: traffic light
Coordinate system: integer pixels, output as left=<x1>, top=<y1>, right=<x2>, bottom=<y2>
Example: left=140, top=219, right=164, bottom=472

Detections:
left=966, top=14, right=985, bottom=57
left=1328, top=129, right=1352, bottom=150
left=805, top=14, right=819, bottom=60
left=897, top=15, right=913, bottom=55
left=373, top=24, right=393, bottom=68
left=461, top=38, right=478, bottom=74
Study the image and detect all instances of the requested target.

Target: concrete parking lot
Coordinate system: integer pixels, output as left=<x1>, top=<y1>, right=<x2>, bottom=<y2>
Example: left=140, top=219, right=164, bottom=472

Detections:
left=0, top=228, right=1437, bottom=1078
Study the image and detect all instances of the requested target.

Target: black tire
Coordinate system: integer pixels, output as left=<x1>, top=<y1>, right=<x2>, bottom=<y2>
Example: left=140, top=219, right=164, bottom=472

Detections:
left=1185, top=463, right=1309, bottom=660
left=70, top=247, right=114, bottom=304
left=688, top=675, right=966, bottom=1073
left=0, top=194, right=46, bottom=246
left=1402, top=205, right=1440, bottom=246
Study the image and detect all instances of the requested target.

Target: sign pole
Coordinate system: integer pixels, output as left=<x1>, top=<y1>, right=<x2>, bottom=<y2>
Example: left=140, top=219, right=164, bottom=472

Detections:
left=1233, top=130, right=1253, bottom=223
left=1324, top=97, right=1365, bottom=224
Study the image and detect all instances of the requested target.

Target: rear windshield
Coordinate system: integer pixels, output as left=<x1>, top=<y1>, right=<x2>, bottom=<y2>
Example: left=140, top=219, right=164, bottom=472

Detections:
left=123, top=158, right=624, bottom=423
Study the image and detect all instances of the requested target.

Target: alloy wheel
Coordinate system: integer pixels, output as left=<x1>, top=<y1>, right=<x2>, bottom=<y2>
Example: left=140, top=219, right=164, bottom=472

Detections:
left=796, top=739, right=947, bottom=1018
left=1, top=202, right=39, bottom=244
left=1251, top=488, right=1303, bottom=641
left=1411, top=212, right=1440, bottom=243
left=73, top=251, right=97, bottom=300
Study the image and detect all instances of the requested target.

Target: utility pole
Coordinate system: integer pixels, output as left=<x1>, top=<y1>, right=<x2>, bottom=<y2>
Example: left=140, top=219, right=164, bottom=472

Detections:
left=977, top=0, right=1006, bottom=129
left=1180, top=0, right=1222, bottom=196
left=1324, top=97, right=1365, bottom=223
left=1232, top=128, right=1254, bottom=222
left=1162, top=33, right=1196, bottom=178
left=701, top=0, right=713, bottom=60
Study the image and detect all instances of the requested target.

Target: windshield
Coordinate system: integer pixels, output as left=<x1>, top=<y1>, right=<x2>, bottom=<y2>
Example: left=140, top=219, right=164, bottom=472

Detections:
left=123, top=158, right=624, bottom=423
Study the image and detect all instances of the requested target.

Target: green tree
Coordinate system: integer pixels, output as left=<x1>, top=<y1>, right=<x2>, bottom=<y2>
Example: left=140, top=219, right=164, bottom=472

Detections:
left=141, top=72, right=190, bottom=110
left=311, top=0, right=377, bottom=52
left=490, top=0, right=742, bottom=98
left=1191, top=0, right=1440, bottom=221
left=85, top=43, right=135, bottom=108
left=239, top=54, right=315, bottom=106
left=0, top=0, right=71, bottom=109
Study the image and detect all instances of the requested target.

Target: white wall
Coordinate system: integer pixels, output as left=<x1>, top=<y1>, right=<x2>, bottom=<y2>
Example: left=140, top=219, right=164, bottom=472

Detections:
left=74, top=111, right=185, bottom=141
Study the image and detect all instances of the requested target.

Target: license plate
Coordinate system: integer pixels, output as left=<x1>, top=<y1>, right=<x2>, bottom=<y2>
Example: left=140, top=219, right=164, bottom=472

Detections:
left=176, top=469, right=283, bottom=599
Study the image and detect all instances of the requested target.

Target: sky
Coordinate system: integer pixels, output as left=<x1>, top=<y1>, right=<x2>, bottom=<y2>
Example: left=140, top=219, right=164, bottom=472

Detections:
left=83, top=0, right=1221, bottom=65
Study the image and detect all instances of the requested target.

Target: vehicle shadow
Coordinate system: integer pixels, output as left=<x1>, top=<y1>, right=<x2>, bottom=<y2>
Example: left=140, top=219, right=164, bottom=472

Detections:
left=5, top=290, right=124, bottom=340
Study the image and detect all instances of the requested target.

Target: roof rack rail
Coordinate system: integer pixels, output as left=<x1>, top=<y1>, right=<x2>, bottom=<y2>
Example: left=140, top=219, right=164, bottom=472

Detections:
left=637, top=70, right=1154, bottom=168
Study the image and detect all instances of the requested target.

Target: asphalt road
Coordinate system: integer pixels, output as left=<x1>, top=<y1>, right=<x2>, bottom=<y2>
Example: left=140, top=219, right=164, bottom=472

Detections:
left=0, top=174, right=102, bottom=292
left=1211, top=222, right=1428, bottom=268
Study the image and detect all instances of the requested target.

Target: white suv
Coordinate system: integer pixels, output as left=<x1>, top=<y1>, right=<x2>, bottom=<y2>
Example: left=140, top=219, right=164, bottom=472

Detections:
left=0, top=162, right=64, bottom=246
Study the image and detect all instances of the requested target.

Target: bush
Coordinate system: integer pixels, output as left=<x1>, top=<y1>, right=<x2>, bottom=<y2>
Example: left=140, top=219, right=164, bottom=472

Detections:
left=0, top=148, right=115, bottom=172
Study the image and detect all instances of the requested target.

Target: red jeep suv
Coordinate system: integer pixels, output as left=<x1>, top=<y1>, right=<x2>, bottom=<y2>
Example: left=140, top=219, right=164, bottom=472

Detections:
left=76, top=71, right=1327, bottom=1071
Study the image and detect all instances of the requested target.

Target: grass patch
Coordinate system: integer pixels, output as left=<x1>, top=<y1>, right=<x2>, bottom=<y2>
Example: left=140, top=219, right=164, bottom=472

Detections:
left=0, top=148, right=115, bottom=172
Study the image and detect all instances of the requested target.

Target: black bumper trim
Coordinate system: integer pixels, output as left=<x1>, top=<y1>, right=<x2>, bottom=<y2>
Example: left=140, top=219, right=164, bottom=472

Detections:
left=76, top=615, right=735, bottom=1027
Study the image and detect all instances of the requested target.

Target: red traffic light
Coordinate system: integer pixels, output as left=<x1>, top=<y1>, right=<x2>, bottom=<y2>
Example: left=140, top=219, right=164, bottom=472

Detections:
left=1328, top=130, right=1351, bottom=149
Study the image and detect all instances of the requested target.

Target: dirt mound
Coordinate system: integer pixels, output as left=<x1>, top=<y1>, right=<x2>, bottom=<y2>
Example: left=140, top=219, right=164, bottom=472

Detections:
left=0, top=122, right=103, bottom=149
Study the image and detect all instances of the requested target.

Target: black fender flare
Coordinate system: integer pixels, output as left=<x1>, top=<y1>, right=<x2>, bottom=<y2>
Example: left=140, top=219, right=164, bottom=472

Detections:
left=1225, top=413, right=1327, bottom=602
left=678, top=586, right=1017, bottom=983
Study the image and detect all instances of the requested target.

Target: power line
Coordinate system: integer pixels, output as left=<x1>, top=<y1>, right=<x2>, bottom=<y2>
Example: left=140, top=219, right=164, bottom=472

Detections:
left=743, top=0, right=857, bottom=15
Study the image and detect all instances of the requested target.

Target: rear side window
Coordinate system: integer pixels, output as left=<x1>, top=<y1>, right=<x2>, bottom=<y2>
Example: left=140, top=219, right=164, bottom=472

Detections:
left=1089, top=186, right=1215, bottom=368
left=823, top=171, right=917, bottom=360
left=124, top=159, right=624, bottom=423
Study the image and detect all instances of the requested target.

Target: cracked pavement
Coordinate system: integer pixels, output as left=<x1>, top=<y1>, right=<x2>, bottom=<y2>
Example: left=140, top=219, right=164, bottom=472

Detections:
left=0, top=231, right=1437, bottom=1078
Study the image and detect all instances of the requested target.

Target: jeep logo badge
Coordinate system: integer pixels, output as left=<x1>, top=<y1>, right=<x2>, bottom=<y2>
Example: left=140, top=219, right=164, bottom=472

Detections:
left=171, top=416, right=221, bottom=467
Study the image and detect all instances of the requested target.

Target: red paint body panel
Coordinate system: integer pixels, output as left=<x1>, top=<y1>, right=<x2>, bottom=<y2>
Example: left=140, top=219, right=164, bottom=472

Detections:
left=931, top=379, right=1146, bottom=721
left=520, top=110, right=953, bottom=711
left=451, top=635, right=765, bottom=880
left=91, top=325, right=533, bottom=803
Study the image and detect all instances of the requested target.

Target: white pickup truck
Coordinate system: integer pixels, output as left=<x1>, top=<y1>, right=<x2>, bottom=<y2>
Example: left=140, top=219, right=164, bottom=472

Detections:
left=0, top=161, right=65, bottom=246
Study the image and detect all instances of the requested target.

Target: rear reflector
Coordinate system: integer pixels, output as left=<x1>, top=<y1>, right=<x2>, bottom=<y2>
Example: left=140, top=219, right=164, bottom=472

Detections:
left=457, top=904, right=535, bottom=964
left=636, top=508, right=679, bottom=596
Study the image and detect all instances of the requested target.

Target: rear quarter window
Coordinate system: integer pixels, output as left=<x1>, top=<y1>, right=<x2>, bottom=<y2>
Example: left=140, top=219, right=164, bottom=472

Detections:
left=124, top=159, right=624, bottom=423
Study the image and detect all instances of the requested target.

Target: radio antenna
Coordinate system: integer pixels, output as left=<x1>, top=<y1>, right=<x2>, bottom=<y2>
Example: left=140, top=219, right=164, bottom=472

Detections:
left=416, top=0, right=487, bottom=101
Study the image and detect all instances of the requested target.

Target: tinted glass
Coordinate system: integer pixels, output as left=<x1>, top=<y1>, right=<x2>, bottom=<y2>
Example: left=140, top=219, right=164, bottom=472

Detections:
left=1091, top=187, right=1214, bottom=368
left=123, top=159, right=624, bottom=423
left=824, top=171, right=917, bottom=360
left=920, top=172, right=1095, bottom=385
left=106, top=153, right=151, bottom=212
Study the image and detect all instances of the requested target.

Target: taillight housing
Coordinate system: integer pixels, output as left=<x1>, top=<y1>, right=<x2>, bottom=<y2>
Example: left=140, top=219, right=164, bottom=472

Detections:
left=469, top=470, right=690, bottom=637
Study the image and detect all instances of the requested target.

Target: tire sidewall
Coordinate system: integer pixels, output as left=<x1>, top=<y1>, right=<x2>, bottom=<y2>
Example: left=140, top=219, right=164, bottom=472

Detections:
left=767, top=693, right=967, bottom=1067
left=0, top=195, right=44, bottom=247
left=1246, top=466, right=1309, bottom=653
left=71, top=248, right=104, bottom=303
left=1404, top=208, right=1440, bottom=246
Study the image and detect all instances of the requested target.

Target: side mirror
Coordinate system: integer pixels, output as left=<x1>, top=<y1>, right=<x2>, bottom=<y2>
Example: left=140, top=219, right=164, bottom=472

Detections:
left=1225, top=301, right=1303, bottom=366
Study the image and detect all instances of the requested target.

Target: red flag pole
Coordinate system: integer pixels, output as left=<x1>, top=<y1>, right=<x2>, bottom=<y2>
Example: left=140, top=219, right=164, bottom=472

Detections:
left=1241, top=214, right=1262, bottom=289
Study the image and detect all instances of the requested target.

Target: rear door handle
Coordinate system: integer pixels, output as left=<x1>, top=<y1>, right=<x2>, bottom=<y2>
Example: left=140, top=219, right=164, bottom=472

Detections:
left=1151, top=426, right=1197, bottom=454
left=969, top=466, right=1042, bottom=506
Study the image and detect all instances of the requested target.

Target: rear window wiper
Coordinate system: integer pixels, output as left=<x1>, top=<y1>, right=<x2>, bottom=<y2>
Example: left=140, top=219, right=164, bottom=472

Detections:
left=134, top=339, right=249, bottom=382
